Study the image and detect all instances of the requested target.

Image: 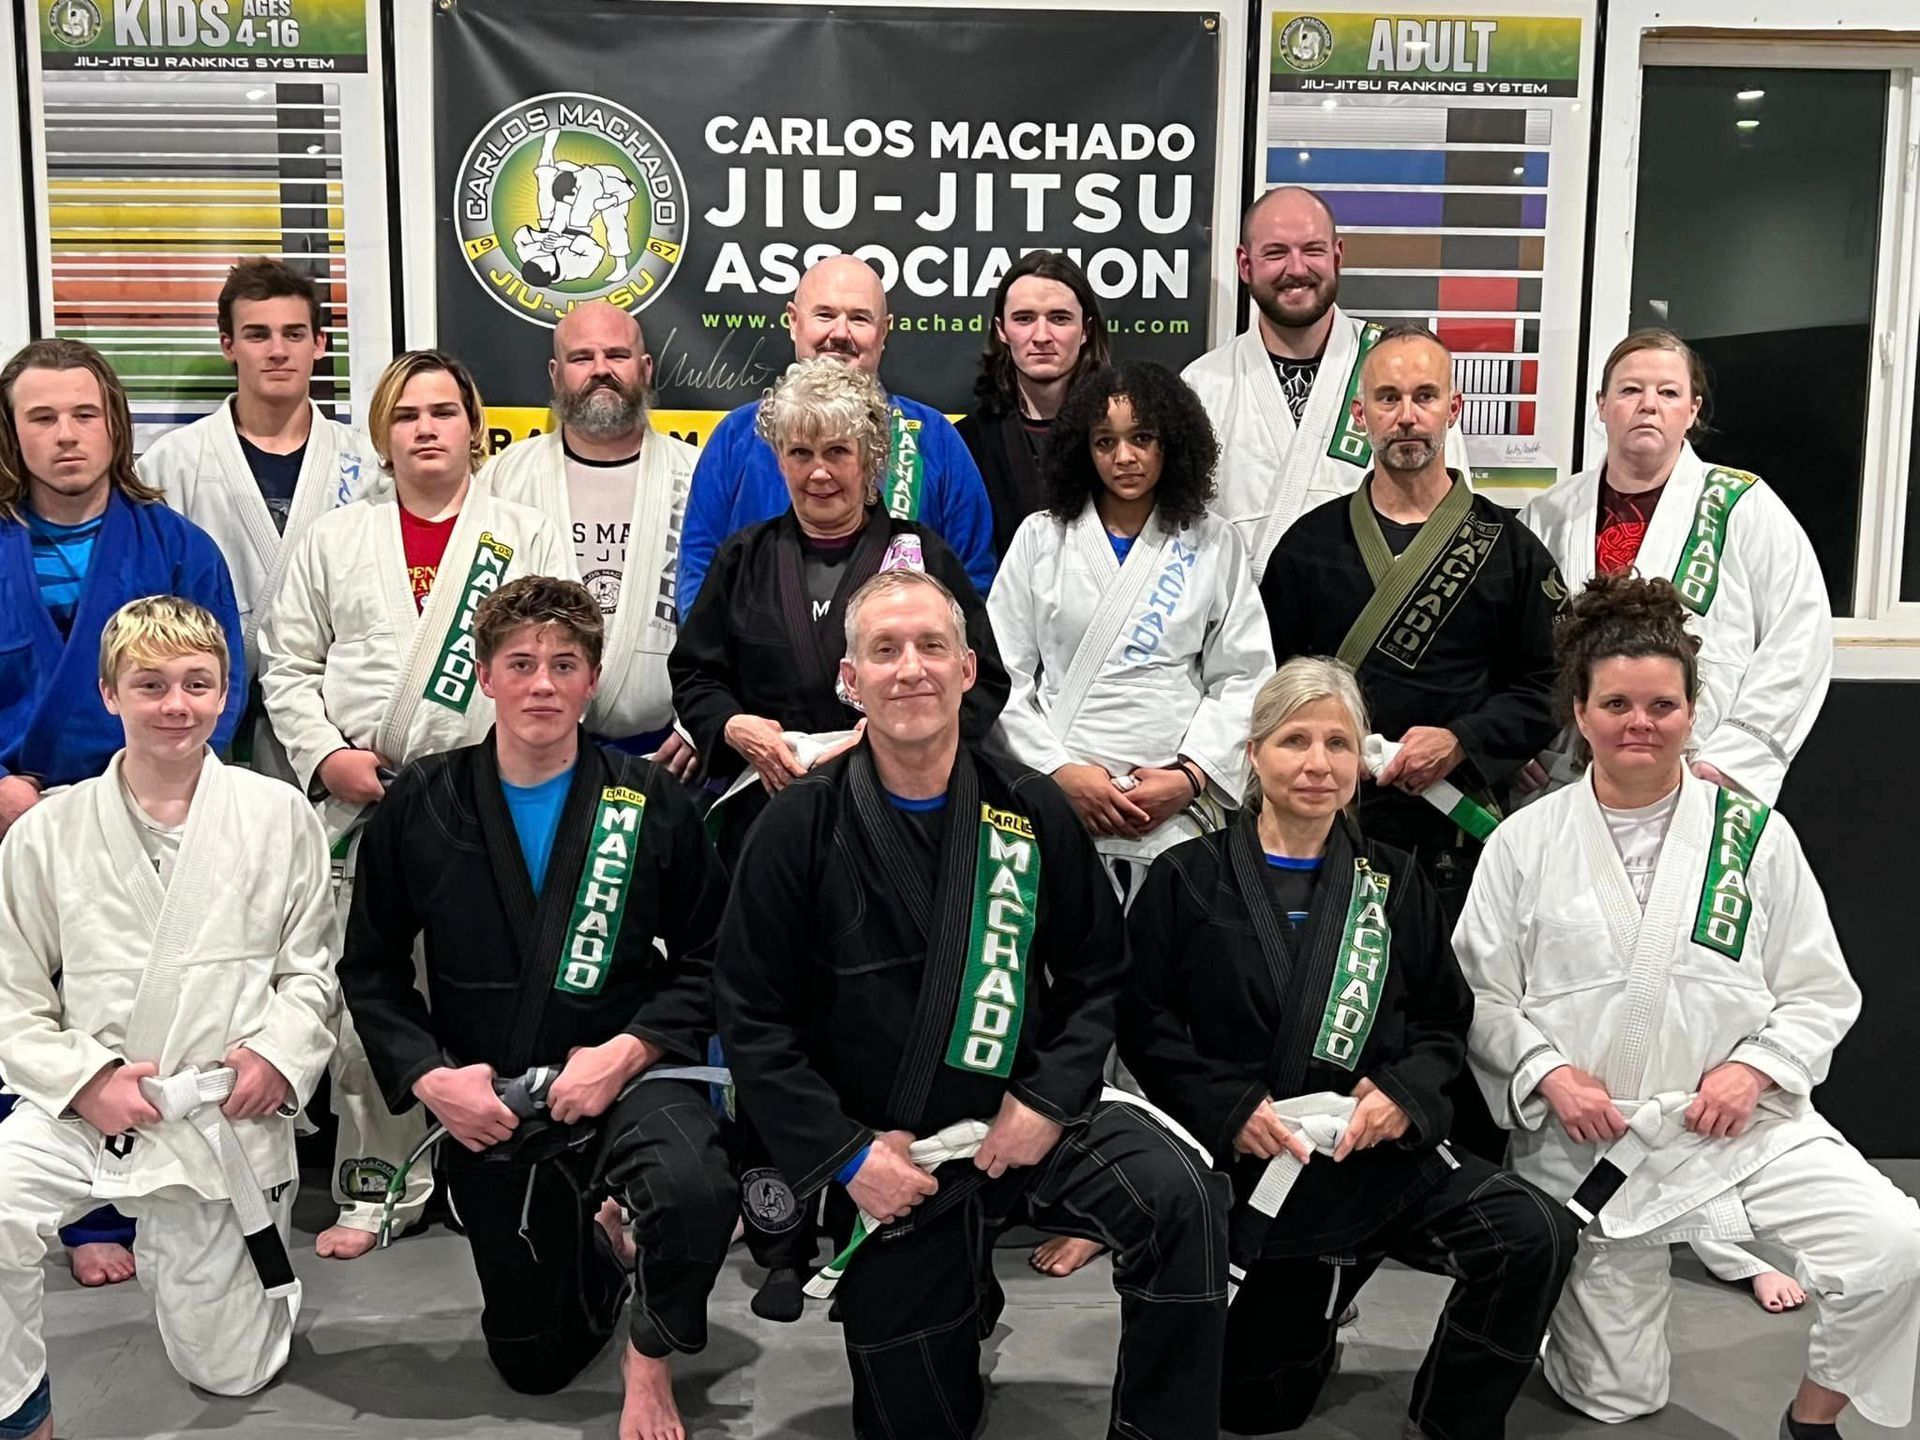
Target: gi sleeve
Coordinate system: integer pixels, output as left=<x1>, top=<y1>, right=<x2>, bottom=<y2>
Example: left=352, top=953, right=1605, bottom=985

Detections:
left=1447, top=522, right=1563, bottom=787
left=666, top=536, right=750, bottom=782
left=986, top=519, right=1075, bottom=776
left=337, top=773, right=443, bottom=1112
left=1452, top=821, right=1568, bottom=1132
left=0, top=810, right=120, bottom=1117
left=238, top=794, right=338, bottom=1106
left=1259, top=528, right=1316, bottom=667
left=174, top=521, right=249, bottom=754
left=624, top=771, right=724, bottom=1061
left=1727, top=813, right=1860, bottom=1096
left=1179, top=524, right=1276, bottom=796
left=1117, top=851, right=1268, bottom=1161
left=926, top=530, right=1011, bottom=742
left=923, top=412, right=998, bottom=596
left=677, top=412, right=748, bottom=621
left=1007, top=775, right=1126, bottom=1125
left=1693, top=486, right=1833, bottom=805
left=1364, top=863, right=1470, bottom=1148
left=258, top=526, right=351, bottom=796
left=714, top=787, right=873, bottom=1196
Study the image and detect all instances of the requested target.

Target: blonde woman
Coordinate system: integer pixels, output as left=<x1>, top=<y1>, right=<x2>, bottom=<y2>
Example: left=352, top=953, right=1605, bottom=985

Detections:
left=259, top=349, right=571, bottom=1258
left=1121, top=656, right=1574, bottom=1440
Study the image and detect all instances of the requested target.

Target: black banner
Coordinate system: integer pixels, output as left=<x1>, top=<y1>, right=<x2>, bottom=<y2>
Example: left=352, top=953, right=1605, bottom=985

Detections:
left=433, top=0, right=1222, bottom=425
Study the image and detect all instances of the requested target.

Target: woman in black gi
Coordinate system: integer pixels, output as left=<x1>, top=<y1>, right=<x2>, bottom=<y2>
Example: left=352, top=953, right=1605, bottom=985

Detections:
left=1119, top=655, right=1576, bottom=1439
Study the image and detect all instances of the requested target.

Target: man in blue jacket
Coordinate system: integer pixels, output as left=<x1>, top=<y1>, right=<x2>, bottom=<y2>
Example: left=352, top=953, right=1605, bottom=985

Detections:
left=0, top=338, right=244, bottom=839
left=678, top=255, right=995, bottom=615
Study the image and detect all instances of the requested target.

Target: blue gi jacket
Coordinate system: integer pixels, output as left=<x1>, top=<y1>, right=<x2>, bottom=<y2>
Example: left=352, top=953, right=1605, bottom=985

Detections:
left=0, top=491, right=246, bottom=785
left=677, top=391, right=996, bottom=617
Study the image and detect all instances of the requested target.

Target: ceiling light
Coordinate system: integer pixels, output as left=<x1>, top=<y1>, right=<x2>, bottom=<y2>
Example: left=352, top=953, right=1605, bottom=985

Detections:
left=245, top=88, right=266, bottom=100
left=1321, top=98, right=1337, bottom=110
left=1512, top=166, right=1525, bottom=176
left=1736, top=88, right=1765, bottom=100
left=305, top=143, right=323, bottom=154
left=1736, top=119, right=1760, bottom=130
left=1298, top=150, right=1311, bottom=162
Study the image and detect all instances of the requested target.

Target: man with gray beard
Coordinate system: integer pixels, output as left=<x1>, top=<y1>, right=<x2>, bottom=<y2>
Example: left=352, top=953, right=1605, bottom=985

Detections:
left=482, top=301, right=699, bottom=771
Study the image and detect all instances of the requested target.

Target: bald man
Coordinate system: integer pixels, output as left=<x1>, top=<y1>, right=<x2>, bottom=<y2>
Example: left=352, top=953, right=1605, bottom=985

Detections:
left=678, top=255, right=995, bottom=615
left=482, top=302, right=699, bottom=768
left=1185, top=186, right=1470, bottom=582
left=1260, top=326, right=1562, bottom=936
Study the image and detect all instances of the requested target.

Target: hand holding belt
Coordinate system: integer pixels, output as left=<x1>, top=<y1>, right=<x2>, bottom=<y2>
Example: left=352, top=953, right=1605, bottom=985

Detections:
left=1362, top=734, right=1499, bottom=842
left=804, top=1118, right=994, bottom=1300
left=1565, top=1093, right=1690, bottom=1229
left=137, top=1065, right=298, bottom=1301
left=1228, top=1092, right=1357, bottom=1304
left=377, top=1063, right=734, bottom=1247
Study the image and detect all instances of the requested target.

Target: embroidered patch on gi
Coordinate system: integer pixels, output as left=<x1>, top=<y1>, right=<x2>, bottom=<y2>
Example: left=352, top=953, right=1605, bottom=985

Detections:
left=944, top=803, right=1041, bottom=1077
left=1693, top=786, right=1771, bottom=961
left=1376, top=511, right=1502, bottom=670
left=1312, top=860, right=1392, bottom=1069
left=1672, top=468, right=1757, bottom=616
left=103, top=1132, right=137, bottom=1161
left=424, top=531, right=515, bottom=712
left=339, top=1157, right=399, bottom=1201
left=741, top=1168, right=802, bottom=1234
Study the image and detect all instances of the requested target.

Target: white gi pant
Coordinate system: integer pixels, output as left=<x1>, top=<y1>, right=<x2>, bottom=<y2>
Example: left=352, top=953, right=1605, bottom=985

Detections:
left=0, top=1104, right=297, bottom=1417
left=327, top=842, right=431, bottom=1234
left=1547, top=1137, right=1920, bottom=1428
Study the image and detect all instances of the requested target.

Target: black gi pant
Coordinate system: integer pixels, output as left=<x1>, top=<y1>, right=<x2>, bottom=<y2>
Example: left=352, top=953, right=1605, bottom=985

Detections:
left=443, top=1078, right=736, bottom=1394
left=837, top=1100, right=1229, bottom=1440
left=1222, top=1151, right=1576, bottom=1440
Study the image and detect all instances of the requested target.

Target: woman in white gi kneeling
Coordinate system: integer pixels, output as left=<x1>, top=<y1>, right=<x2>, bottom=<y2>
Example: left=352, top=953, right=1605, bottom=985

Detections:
left=1454, top=572, right=1920, bottom=1439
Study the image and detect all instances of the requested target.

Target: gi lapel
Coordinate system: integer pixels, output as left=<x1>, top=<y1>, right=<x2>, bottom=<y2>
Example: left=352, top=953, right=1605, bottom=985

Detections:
left=1667, top=452, right=1759, bottom=618
left=858, top=747, right=981, bottom=1126
left=204, top=400, right=284, bottom=647
left=881, top=405, right=926, bottom=521
left=1580, top=772, right=1709, bottom=1100
left=1621, top=445, right=1702, bottom=591
left=116, top=752, right=228, bottom=1061
left=1335, top=476, right=1491, bottom=672
left=375, top=492, right=512, bottom=763
left=1046, top=508, right=1175, bottom=743
left=1250, top=312, right=1380, bottom=575
left=591, top=433, right=679, bottom=721
left=18, top=494, right=139, bottom=769
left=472, top=738, right=637, bottom=1072
left=773, top=509, right=891, bottom=698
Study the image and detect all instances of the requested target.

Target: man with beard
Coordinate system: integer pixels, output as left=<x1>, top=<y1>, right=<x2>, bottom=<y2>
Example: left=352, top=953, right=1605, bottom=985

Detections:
left=1259, top=327, right=1561, bottom=929
left=679, top=255, right=995, bottom=614
left=1184, top=187, right=1469, bottom=581
left=483, top=302, right=697, bottom=773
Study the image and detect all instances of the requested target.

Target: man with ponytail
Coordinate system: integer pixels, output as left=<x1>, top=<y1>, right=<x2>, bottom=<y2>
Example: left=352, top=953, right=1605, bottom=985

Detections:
left=1455, top=571, right=1920, bottom=1440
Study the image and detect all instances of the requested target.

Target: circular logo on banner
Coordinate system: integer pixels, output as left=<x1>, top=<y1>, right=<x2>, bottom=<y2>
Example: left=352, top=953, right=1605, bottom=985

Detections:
left=47, top=0, right=103, bottom=46
left=740, top=1167, right=802, bottom=1234
left=455, top=92, right=689, bottom=329
left=1278, top=16, right=1335, bottom=71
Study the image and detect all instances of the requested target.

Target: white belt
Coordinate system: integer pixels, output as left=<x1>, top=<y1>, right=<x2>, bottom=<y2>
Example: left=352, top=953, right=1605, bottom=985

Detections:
left=1230, top=1092, right=1357, bottom=1303
left=138, top=1065, right=298, bottom=1301
left=804, top=1117, right=992, bottom=1299
left=1565, top=1094, right=1689, bottom=1228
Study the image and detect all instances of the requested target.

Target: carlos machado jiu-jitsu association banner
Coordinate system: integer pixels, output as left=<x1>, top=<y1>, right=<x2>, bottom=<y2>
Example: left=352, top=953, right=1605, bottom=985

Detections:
left=430, top=0, right=1238, bottom=445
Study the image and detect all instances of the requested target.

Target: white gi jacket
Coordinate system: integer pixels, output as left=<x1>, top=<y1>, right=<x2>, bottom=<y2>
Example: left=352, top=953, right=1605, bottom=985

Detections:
left=1454, top=769, right=1859, bottom=1242
left=258, top=487, right=574, bottom=842
left=479, top=428, right=693, bottom=739
left=1521, top=445, right=1832, bottom=804
left=1183, top=307, right=1471, bottom=581
left=139, top=399, right=377, bottom=667
left=988, top=506, right=1274, bottom=862
left=0, top=753, right=335, bottom=1199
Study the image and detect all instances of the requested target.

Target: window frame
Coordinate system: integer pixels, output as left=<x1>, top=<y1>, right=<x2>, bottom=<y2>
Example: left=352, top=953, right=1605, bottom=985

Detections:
left=1591, top=6, right=1920, bottom=674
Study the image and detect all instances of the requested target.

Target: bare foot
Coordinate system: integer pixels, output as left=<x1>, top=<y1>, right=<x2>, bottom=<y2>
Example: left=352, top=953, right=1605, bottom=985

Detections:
left=70, top=1241, right=136, bottom=1286
left=598, top=1197, right=638, bottom=1270
left=316, top=1224, right=378, bottom=1260
left=1752, top=1270, right=1807, bottom=1312
left=1028, top=1235, right=1105, bottom=1277
left=620, top=1341, right=686, bottom=1440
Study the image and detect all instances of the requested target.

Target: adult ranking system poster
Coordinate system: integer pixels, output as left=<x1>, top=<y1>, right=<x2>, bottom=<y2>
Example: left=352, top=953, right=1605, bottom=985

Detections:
left=1259, top=4, right=1597, bottom=496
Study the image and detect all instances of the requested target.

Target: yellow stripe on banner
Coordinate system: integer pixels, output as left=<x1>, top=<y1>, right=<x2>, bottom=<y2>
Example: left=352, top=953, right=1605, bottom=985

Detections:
left=481, top=407, right=726, bottom=453
left=52, top=205, right=347, bottom=231
left=49, top=180, right=339, bottom=200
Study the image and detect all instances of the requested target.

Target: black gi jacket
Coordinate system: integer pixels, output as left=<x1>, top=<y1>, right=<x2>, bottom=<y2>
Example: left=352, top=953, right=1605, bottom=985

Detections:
left=340, top=734, right=724, bottom=1113
left=955, top=406, right=1048, bottom=561
left=715, top=744, right=1122, bottom=1203
left=668, top=506, right=1009, bottom=785
left=1119, top=813, right=1475, bottom=1256
left=1261, top=482, right=1563, bottom=844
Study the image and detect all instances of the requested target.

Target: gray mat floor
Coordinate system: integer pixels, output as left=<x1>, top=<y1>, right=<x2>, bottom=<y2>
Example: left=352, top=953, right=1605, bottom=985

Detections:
left=37, top=1164, right=1920, bottom=1439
